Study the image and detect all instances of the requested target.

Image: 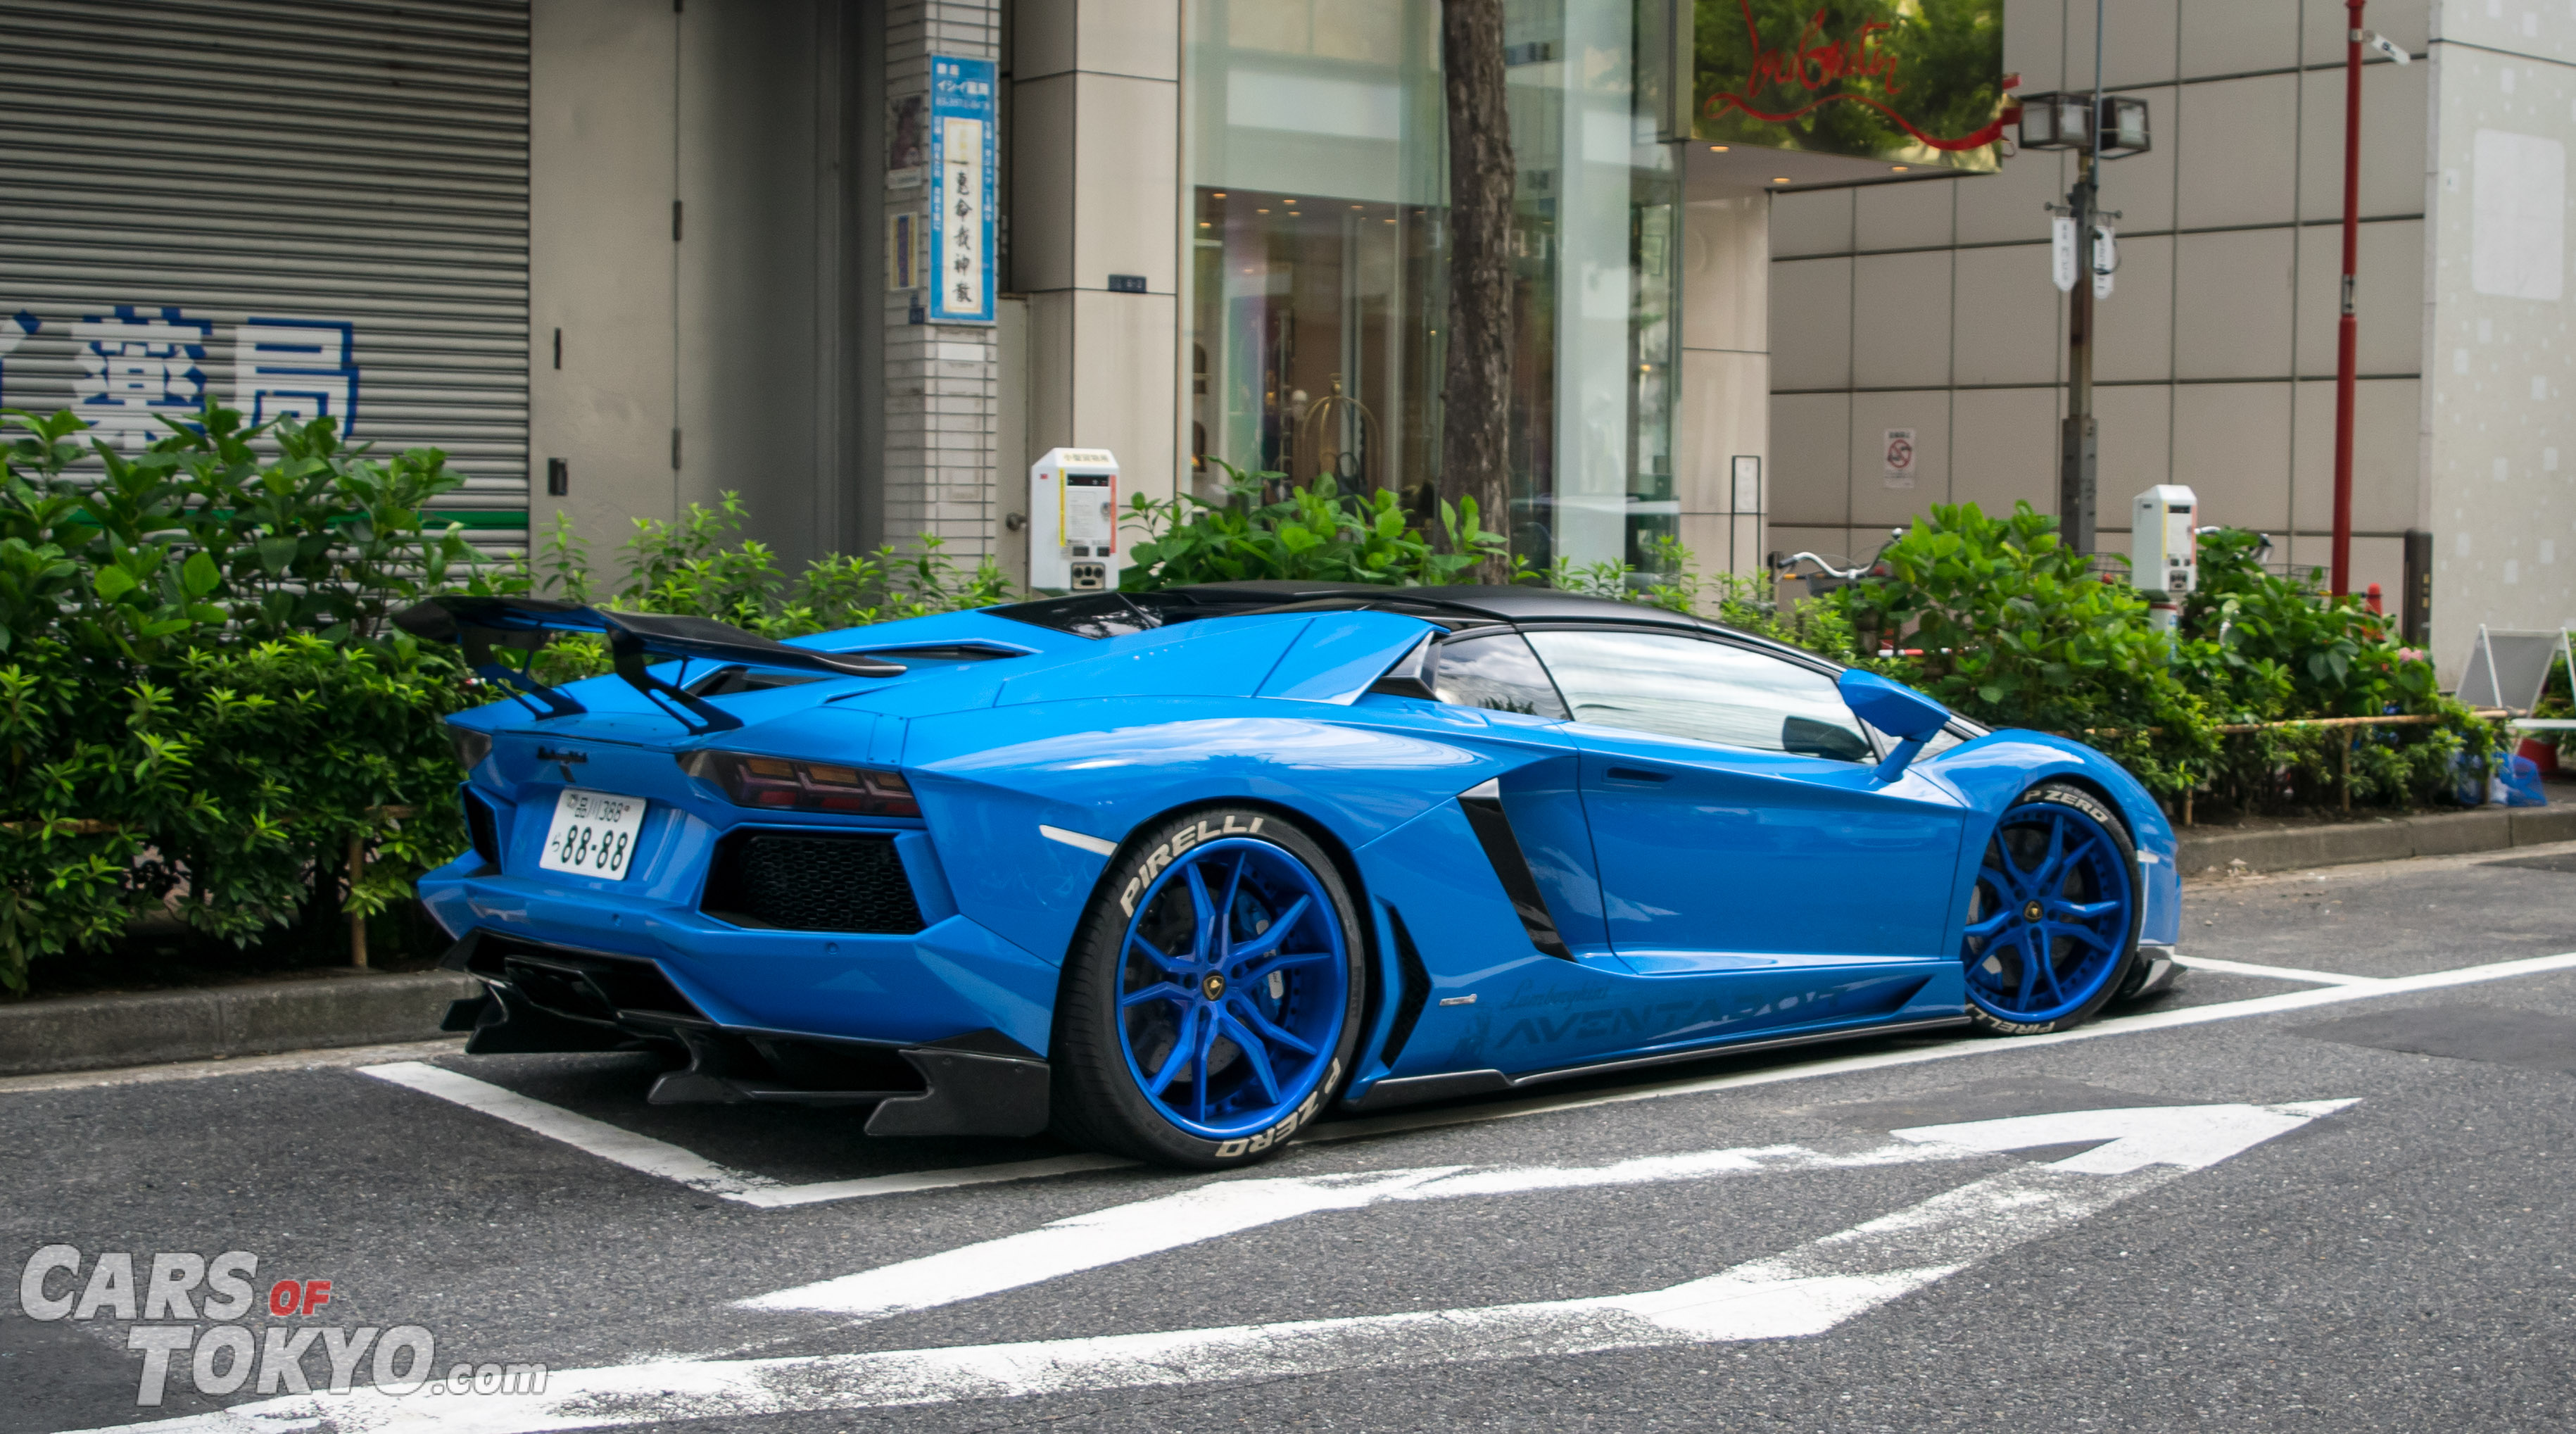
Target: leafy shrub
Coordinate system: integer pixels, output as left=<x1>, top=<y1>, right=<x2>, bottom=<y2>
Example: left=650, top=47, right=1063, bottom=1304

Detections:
left=0, top=406, right=483, bottom=657
left=1630, top=534, right=1857, bottom=662
left=0, top=638, right=469, bottom=989
left=2172, top=528, right=2483, bottom=812
left=1118, top=461, right=1507, bottom=589
left=1831, top=501, right=2215, bottom=793
left=0, top=403, right=484, bottom=993
left=1836, top=501, right=2490, bottom=809
left=517, top=493, right=1014, bottom=684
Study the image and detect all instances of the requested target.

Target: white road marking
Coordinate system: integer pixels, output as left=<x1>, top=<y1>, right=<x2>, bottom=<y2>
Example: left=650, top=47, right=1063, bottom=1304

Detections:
left=357, top=1063, right=1127, bottom=1207
left=1307, top=950, right=2576, bottom=1145
left=2176, top=955, right=2378, bottom=986
left=743, top=1140, right=1986, bottom=1320
left=67, top=1102, right=2349, bottom=1434
left=0, top=1038, right=465, bottom=1096
left=728, top=1155, right=1135, bottom=1207
left=355, top=952, right=2574, bottom=1208
left=360, top=1062, right=776, bottom=1197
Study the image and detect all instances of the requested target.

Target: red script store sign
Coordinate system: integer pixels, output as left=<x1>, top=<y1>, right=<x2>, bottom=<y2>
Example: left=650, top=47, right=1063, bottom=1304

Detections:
left=1701, top=0, right=2009, bottom=156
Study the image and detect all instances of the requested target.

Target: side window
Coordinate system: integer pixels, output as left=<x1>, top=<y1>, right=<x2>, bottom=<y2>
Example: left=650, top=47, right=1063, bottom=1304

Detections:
left=1521, top=629, right=1873, bottom=761
left=1429, top=631, right=1570, bottom=719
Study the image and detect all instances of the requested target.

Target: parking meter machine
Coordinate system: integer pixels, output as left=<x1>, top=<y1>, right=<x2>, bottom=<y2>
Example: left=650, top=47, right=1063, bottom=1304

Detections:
left=1030, top=448, right=1119, bottom=592
left=2130, top=484, right=2199, bottom=632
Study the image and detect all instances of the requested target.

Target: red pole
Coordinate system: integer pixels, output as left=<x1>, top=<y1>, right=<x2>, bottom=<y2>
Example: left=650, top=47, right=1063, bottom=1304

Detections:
left=2332, top=0, right=2365, bottom=597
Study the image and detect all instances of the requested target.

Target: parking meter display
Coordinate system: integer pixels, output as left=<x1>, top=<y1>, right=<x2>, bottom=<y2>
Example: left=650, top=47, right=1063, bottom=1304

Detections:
left=539, top=788, right=645, bottom=879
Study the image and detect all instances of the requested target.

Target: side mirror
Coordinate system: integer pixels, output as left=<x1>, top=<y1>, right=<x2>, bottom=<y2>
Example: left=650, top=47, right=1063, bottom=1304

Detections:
left=1838, top=668, right=1950, bottom=783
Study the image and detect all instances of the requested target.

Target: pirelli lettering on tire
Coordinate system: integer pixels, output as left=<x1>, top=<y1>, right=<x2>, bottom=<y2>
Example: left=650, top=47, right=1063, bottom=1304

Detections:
left=1211, top=1058, right=1339, bottom=1159
left=1118, top=814, right=1266, bottom=916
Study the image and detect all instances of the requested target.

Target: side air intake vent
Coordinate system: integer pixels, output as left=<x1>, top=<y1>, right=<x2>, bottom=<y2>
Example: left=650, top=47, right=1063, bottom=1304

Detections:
left=462, top=791, right=502, bottom=870
left=1456, top=779, right=1574, bottom=960
left=702, top=831, right=926, bottom=933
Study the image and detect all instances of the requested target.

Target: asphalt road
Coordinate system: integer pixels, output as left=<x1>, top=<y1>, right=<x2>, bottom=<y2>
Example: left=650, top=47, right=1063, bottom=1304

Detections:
left=4, top=844, right=2575, bottom=1433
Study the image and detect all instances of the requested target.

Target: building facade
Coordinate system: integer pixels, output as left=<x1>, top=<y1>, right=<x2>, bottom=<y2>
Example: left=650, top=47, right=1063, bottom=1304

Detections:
left=1, top=0, right=2564, bottom=682
left=1774, top=0, right=2576, bottom=677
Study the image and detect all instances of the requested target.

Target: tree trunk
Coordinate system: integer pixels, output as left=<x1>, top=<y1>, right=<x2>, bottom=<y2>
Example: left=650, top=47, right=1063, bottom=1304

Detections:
left=1440, top=0, right=1515, bottom=583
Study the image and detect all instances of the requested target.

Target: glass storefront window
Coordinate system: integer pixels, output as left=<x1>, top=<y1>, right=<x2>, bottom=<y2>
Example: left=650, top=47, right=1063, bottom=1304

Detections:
left=1182, top=0, right=1677, bottom=570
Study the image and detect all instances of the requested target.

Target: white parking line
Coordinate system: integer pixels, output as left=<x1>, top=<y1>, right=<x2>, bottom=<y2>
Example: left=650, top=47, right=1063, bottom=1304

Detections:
left=69, top=1102, right=2349, bottom=1434
left=2175, top=955, right=2379, bottom=986
left=1303, top=950, right=2576, bottom=1145
left=354, top=950, right=2576, bottom=1208
left=357, top=1062, right=1129, bottom=1206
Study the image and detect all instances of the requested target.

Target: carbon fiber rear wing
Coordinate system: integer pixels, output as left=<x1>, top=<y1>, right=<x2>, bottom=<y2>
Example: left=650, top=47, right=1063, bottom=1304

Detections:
left=393, top=596, right=902, bottom=734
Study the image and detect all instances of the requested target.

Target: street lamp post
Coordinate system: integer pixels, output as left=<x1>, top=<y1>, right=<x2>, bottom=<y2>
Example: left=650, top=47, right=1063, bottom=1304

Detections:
left=2064, top=145, right=2100, bottom=556
left=2332, top=6, right=2411, bottom=596
left=2019, top=88, right=2150, bottom=557
left=2331, top=1, right=2365, bottom=597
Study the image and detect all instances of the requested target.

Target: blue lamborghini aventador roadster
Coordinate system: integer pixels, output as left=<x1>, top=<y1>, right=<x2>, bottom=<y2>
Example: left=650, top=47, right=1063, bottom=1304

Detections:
left=401, top=582, right=2183, bottom=1168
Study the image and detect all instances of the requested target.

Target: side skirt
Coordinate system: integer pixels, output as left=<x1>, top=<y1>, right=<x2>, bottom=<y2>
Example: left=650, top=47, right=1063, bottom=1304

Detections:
left=1342, top=1015, right=1973, bottom=1113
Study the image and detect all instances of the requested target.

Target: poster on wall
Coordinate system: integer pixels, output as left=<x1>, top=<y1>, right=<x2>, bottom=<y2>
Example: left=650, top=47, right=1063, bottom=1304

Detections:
left=927, top=56, right=997, bottom=325
left=1694, top=0, right=2009, bottom=173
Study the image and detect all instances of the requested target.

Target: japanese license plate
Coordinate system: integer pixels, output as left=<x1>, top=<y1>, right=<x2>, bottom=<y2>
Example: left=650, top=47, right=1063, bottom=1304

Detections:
left=538, top=788, right=647, bottom=880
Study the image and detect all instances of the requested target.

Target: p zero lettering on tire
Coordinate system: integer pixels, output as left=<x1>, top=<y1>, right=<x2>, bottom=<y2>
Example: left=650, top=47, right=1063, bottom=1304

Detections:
left=1051, top=807, right=1366, bottom=1169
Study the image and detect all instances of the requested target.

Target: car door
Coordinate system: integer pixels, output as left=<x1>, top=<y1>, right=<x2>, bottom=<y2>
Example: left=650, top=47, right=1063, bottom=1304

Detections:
left=1411, top=627, right=1617, bottom=964
left=1522, top=627, right=1970, bottom=979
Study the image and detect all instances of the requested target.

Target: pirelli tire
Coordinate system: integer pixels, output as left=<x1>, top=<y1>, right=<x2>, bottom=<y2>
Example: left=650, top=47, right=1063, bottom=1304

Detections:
left=1050, top=807, right=1368, bottom=1169
left=1960, top=781, right=2145, bottom=1038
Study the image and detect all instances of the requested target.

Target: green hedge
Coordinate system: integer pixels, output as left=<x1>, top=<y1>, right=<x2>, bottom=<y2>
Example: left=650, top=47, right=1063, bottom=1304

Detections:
left=1836, top=502, right=2488, bottom=805
left=0, top=424, right=2499, bottom=995
left=0, top=405, right=486, bottom=993
left=0, top=405, right=1018, bottom=994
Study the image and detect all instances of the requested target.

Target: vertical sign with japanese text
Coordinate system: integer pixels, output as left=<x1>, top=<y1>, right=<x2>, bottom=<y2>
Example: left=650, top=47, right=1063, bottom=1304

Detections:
left=928, top=56, right=997, bottom=325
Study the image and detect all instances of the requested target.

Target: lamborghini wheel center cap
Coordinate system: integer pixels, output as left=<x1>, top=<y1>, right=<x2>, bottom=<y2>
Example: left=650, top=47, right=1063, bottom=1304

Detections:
left=2022, top=901, right=2044, bottom=923
left=1201, top=973, right=1227, bottom=1001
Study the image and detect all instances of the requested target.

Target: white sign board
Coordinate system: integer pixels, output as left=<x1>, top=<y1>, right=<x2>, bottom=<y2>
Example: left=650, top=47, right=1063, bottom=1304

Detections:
left=2051, top=215, right=2078, bottom=293
left=2473, top=128, right=2565, bottom=302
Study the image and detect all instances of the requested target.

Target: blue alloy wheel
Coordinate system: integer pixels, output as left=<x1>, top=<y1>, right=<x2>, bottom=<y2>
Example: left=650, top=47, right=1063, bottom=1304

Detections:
left=1962, top=786, right=2138, bottom=1030
left=1114, top=836, right=1351, bottom=1140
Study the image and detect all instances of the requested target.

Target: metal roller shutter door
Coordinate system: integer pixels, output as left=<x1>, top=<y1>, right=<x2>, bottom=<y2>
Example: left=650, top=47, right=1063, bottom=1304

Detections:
left=0, top=0, right=529, bottom=538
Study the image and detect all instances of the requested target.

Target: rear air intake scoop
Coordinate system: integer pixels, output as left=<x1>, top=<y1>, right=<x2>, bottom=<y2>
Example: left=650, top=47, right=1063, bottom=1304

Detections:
left=396, top=596, right=905, bottom=734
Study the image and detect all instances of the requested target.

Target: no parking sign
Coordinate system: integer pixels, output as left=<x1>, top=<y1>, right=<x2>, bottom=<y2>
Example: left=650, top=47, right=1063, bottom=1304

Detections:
left=1883, top=428, right=1917, bottom=489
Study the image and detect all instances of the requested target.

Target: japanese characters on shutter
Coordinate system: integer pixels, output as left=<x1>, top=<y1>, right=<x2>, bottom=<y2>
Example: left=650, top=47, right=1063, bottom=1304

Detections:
left=0, top=0, right=531, bottom=540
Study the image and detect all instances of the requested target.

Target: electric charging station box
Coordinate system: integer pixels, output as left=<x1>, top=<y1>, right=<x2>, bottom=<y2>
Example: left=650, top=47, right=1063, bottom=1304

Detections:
left=2130, top=484, right=2199, bottom=597
left=1030, top=448, right=1119, bottom=591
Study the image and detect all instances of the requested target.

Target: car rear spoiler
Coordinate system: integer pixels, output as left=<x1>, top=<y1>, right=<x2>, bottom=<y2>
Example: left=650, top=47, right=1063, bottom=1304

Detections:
left=393, top=596, right=902, bottom=734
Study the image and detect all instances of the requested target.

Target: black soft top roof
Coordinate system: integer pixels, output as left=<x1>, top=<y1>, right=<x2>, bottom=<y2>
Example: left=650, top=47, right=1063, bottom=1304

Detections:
left=984, top=581, right=1830, bottom=665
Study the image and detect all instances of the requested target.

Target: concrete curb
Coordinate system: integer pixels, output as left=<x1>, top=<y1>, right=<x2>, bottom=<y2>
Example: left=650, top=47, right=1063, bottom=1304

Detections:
left=2178, top=804, right=2576, bottom=878
left=0, top=970, right=478, bottom=1078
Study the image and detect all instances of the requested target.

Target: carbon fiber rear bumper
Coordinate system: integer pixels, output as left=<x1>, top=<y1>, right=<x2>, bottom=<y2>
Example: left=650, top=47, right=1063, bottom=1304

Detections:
left=437, top=930, right=1049, bottom=1138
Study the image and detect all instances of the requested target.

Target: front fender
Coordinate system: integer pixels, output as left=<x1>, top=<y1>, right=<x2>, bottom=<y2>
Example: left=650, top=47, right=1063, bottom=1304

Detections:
left=1922, top=731, right=2182, bottom=950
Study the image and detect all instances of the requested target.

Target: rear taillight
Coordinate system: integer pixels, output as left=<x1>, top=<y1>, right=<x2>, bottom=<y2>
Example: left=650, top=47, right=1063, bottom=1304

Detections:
left=677, top=750, right=921, bottom=817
